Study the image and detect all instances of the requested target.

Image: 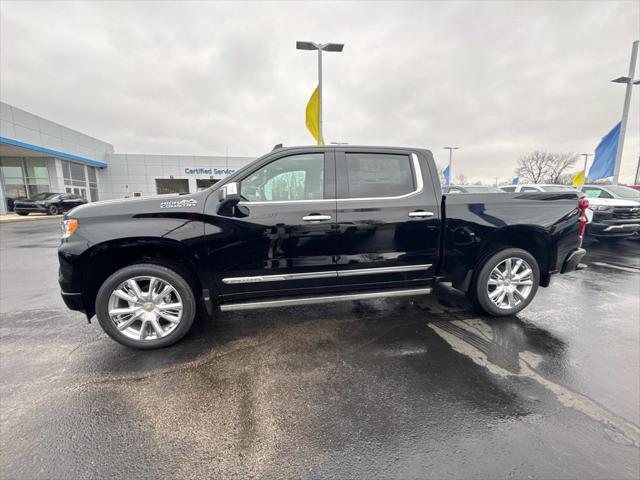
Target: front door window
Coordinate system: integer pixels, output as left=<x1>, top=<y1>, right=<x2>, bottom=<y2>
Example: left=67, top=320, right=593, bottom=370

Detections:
left=240, top=153, right=324, bottom=202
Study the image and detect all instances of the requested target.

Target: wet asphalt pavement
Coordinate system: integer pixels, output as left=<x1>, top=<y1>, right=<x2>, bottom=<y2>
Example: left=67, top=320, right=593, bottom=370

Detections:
left=1, top=218, right=639, bottom=479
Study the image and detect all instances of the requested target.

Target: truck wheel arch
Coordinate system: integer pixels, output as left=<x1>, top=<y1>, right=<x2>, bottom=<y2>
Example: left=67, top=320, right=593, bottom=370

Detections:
left=78, top=238, right=209, bottom=319
left=457, top=227, right=553, bottom=292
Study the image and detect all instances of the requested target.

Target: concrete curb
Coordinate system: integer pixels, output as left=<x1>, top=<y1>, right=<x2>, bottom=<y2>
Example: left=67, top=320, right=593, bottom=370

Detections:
left=0, top=214, right=63, bottom=224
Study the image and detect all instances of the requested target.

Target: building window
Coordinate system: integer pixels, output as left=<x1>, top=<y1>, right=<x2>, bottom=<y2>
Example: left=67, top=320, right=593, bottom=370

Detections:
left=0, top=157, right=51, bottom=209
left=70, top=162, right=86, bottom=187
left=24, top=158, right=50, bottom=197
left=87, top=166, right=98, bottom=201
left=156, top=178, right=189, bottom=195
left=61, top=160, right=98, bottom=201
left=196, top=179, right=218, bottom=191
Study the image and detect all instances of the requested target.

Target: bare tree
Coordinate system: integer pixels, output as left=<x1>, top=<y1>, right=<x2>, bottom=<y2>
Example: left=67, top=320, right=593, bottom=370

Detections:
left=515, top=151, right=550, bottom=183
left=515, top=151, right=578, bottom=184
left=455, top=173, right=467, bottom=185
left=546, top=153, right=578, bottom=183
left=555, top=173, right=575, bottom=185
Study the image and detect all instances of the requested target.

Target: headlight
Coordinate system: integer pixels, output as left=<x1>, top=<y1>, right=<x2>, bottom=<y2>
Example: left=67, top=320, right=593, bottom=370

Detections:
left=592, top=205, right=613, bottom=211
left=61, top=219, right=78, bottom=239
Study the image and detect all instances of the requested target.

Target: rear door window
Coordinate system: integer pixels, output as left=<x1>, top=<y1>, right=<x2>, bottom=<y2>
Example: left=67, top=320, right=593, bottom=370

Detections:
left=521, top=186, right=540, bottom=192
left=343, top=153, right=415, bottom=199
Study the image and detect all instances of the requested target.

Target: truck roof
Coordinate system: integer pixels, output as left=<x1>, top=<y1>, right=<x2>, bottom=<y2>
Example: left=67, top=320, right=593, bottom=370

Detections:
left=271, top=144, right=430, bottom=153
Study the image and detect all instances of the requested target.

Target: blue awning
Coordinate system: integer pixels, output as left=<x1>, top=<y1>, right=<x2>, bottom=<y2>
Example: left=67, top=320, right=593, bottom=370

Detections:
left=0, top=136, right=108, bottom=168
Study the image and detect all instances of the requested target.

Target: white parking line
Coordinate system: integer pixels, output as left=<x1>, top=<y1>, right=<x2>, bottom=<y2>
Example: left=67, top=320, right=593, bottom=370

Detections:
left=591, top=262, right=640, bottom=273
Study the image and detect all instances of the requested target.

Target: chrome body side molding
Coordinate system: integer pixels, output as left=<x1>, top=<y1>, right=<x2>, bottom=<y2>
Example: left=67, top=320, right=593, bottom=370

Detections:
left=221, top=264, right=432, bottom=284
left=337, top=264, right=432, bottom=277
left=222, top=271, right=337, bottom=284
left=219, top=287, right=433, bottom=312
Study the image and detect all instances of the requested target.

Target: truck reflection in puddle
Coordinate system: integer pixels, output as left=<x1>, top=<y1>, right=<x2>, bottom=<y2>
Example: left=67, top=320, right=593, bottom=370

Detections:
left=429, top=317, right=640, bottom=448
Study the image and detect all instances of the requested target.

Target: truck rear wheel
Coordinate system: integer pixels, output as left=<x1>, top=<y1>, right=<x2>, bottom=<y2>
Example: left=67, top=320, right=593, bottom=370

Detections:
left=95, top=263, right=196, bottom=349
left=470, top=248, right=540, bottom=316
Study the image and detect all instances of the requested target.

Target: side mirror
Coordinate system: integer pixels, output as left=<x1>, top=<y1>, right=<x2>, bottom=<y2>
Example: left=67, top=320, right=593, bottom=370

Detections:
left=218, top=182, right=241, bottom=208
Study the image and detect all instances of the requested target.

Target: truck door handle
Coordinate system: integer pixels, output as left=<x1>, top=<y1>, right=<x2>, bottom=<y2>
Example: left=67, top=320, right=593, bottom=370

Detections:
left=302, top=214, right=332, bottom=222
left=408, top=211, right=434, bottom=218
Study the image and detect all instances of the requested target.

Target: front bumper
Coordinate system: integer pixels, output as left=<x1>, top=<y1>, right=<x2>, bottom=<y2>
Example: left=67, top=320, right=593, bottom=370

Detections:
left=587, top=219, right=640, bottom=238
left=561, top=248, right=587, bottom=274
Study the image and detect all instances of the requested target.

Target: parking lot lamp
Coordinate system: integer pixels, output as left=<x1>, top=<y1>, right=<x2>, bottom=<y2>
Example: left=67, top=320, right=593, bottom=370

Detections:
left=296, top=41, right=344, bottom=144
left=444, top=147, right=459, bottom=184
left=611, top=40, right=639, bottom=184
left=580, top=153, right=593, bottom=184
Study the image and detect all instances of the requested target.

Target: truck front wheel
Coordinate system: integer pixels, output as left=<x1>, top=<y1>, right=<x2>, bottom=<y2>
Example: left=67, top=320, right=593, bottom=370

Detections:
left=470, top=248, right=540, bottom=316
left=95, top=263, right=197, bottom=349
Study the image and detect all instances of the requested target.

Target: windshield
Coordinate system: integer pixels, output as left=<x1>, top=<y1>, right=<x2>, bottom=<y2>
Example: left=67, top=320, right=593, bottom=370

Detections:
left=540, top=185, right=576, bottom=192
left=606, top=185, right=640, bottom=199
left=462, top=186, right=503, bottom=193
left=29, top=192, right=59, bottom=200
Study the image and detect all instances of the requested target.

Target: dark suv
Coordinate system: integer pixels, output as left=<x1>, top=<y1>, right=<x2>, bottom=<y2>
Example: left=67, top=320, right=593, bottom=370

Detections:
left=14, top=192, right=87, bottom=216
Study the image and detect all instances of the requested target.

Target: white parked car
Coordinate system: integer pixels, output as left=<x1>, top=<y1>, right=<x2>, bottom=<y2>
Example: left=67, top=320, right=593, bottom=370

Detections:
left=579, top=185, right=640, bottom=241
left=499, top=184, right=578, bottom=193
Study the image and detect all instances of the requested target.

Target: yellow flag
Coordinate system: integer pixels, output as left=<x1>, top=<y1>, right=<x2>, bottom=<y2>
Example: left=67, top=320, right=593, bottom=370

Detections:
left=572, top=170, right=585, bottom=187
left=305, top=85, right=323, bottom=145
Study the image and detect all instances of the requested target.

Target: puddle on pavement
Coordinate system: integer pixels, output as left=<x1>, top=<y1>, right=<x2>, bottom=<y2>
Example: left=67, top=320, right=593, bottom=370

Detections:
left=429, top=318, right=640, bottom=448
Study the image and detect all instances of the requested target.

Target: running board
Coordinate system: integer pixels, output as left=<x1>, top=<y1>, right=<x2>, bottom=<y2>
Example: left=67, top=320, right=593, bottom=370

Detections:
left=219, top=287, right=432, bottom=312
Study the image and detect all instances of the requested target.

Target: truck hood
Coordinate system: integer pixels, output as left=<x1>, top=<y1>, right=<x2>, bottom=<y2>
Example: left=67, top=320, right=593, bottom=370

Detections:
left=67, top=191, right=209, bottom=218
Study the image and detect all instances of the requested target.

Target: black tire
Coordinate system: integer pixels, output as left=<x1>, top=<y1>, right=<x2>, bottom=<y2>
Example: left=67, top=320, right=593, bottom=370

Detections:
left=95, top=263, right=197, bottom=349
left=47, top=204, right=59, bottom=215
left=470, top=248, right=540, bottom=317
left=16, top=212, right=29, bottom=216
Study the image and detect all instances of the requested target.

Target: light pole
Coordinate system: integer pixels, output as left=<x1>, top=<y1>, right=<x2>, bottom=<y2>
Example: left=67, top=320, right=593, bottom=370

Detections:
left=580, top=153, right=593, bottom=184
left=296, top=41, right=344, bottom=144
left=443, top=146, right=459, bottom=184
left=611, top=40, right=639, bottom=184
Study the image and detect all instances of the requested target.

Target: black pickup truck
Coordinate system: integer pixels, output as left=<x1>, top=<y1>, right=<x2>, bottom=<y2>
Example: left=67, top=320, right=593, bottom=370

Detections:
left=59, top=146, right=588, bottom=349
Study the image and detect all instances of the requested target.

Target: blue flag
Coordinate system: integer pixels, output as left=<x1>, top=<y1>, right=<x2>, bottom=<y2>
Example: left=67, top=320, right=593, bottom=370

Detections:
left=511, top=177, right=519, bottom=185
left=588, top=122, right=620, bottom=180
left=442, top=165, right=450, bottom=185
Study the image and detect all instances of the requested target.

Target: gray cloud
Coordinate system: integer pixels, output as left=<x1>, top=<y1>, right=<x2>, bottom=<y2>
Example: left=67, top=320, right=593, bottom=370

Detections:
left=1, top=0, right=638, bottom=182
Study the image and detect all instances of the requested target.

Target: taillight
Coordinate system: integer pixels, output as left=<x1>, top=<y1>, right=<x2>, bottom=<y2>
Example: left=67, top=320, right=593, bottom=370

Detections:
left=577, top=197, right=589, bottom=238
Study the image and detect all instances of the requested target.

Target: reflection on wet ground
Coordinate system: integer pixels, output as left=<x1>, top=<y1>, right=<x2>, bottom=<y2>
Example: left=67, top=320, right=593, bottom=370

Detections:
left=429, top=317, right=639, bottom=448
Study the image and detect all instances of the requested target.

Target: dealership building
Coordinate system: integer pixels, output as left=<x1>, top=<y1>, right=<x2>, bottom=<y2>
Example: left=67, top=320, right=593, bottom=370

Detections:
left=0, top=102, right=255, bottom=214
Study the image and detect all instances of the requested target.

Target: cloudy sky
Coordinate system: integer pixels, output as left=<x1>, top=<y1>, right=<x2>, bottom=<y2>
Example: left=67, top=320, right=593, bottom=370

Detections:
left=1, top=0, right=639, bottom=182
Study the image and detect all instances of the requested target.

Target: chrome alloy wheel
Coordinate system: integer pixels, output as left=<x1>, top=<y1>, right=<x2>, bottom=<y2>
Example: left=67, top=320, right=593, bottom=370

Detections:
left=107, top=276, right=183, bottom=341
left=486, top=257, right=534, bottom=310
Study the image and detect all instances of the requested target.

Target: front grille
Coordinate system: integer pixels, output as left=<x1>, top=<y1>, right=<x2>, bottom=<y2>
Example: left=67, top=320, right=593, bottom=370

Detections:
left=613, top=207, right=640, bottom=220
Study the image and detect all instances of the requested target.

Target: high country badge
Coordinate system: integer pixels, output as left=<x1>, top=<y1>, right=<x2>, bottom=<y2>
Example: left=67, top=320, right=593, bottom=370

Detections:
left=160, top=198, right=198, bottom=209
